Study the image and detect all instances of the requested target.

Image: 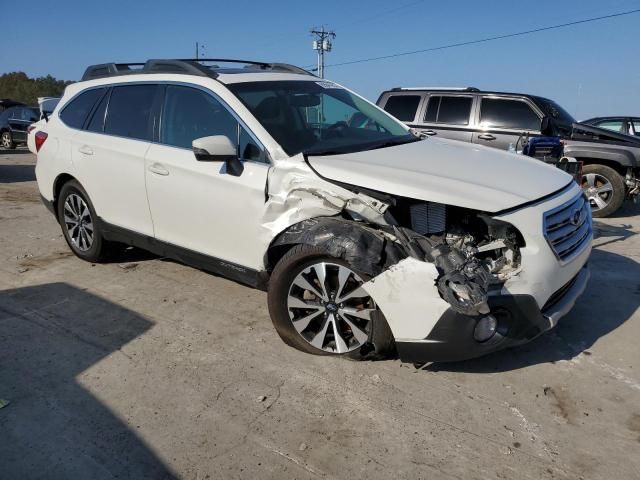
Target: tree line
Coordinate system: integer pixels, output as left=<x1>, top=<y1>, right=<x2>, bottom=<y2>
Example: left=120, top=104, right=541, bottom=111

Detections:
left=0, top=72, right=74, bottom=106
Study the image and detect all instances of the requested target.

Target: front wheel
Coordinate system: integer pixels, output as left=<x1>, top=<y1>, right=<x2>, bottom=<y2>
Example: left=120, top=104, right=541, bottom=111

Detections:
left=267, top=244, right=395, bottom=360
left=581, top=164, right=626, bottom=218
left=1, top=131, right=16, bottom=149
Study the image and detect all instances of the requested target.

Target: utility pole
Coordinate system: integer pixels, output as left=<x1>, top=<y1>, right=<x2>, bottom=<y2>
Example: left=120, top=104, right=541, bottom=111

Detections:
left=195, top=42, right=205, bottom=61
left=311, top=27, right=335, bottom=78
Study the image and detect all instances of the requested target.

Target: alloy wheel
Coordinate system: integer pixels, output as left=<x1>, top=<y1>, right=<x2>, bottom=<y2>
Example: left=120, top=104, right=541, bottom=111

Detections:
left=63, top=193, right=94, bottom=251
left=1, top=132, right=11, bottom=148
left=286, top=262, right=375, bottom=354
left=582, top=173, right=613, bottom=212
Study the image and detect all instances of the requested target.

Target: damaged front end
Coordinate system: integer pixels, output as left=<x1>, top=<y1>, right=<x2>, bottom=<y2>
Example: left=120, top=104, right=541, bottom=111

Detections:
left=265, top=155, right=544, bottom=363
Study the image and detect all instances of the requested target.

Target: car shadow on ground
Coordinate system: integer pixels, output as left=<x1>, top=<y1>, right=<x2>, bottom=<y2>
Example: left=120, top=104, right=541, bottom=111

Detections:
left=608, top=201, right=640, bottom=219
left=0, top=283, right=176, bottom=479
left=0, top=163, right=36, bottom=183
left=426, top=247, right=640, bottom=373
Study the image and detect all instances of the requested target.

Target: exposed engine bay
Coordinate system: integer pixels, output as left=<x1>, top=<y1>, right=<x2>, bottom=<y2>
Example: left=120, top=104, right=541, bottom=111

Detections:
left=369, top=199, right=524, bottom=318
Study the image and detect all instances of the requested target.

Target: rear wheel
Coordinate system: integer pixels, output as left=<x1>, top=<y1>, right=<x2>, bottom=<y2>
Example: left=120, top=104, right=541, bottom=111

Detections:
left=57, top=180, right=113, bottom=262
left=581, top=164, right=625, bottom=218
left=1, top=131, right=16, bottom=149
left=268, top=244, right=395, bottom=360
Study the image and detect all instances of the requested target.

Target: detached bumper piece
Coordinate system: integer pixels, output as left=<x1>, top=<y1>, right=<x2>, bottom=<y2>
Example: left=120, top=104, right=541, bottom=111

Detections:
left=396, top=265, right=590, bottom=364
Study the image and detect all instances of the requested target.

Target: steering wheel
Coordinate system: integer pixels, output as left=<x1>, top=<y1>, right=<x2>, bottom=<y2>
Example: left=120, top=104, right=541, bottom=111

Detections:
left=325, top=121, right=348, bottom=138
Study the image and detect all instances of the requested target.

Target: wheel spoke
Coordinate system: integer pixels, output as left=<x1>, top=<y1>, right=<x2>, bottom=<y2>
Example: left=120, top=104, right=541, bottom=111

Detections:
left=293, top=273, right=327, bottom=301
left=339, top=306, right=375, bottom=321
left=336, top=285, right=367, bottom=303
left=586, top=173, right=596, bottom=187
left=593, top=195, right=607, bottom=210
left=335, top=266, right=352, bottom=302
left=309, top=317, right=331, bottom=349
left=330, top=314, right=349, bottom=353
left=311, top=263, right=329, bottom=300
left=292, top=310, right=324, bottom=333
left=339, top=314, right=369, bottom=345
left=288, top=296, right=324, bottom=311
left=597, top=183, right=612, bottom=194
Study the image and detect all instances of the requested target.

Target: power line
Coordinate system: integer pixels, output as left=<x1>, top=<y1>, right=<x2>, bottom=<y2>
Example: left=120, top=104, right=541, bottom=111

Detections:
left=319, top=8, right=640, bottom=69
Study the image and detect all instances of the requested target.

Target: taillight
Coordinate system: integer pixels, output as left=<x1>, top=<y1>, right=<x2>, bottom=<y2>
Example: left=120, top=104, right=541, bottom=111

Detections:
left=35, top=131, right=48, bottom=152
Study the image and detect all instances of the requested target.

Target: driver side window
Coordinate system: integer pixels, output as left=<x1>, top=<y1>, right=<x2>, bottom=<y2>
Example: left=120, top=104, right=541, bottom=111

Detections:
left=161, top=85, right=265, bottom=162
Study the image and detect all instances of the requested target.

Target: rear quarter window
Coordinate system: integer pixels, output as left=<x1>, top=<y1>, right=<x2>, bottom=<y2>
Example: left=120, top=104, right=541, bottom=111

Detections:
left=60, top=88, right=106, bottom=129
left=382, top=95, right=421, bottom=122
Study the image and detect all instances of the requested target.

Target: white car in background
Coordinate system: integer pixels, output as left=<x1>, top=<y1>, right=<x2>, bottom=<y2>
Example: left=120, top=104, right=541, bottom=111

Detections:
left=33, top=58, right=591, bottom=363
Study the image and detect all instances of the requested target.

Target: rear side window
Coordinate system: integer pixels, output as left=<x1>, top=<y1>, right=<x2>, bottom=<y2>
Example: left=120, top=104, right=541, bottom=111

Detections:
left=383, top=95, right=421, bottom=122
left=104, top=85, right=157, bottom=141
left=160, top=85, right=238, bottom=149
left=424, top=96, right=473, bottom=125
left=480, top=98, right=540, bottom=131
left=60, top=88, right=106, bottom=129
left=633, top=119, right=640, bottom=136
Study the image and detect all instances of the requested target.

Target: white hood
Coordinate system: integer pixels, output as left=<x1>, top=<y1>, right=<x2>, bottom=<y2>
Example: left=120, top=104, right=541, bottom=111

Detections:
left=307, top=137, right=573, bottom=212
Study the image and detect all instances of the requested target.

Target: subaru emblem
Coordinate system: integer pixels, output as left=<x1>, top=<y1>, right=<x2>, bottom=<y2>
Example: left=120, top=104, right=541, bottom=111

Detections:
left=570, top=208, right=582, bottom=226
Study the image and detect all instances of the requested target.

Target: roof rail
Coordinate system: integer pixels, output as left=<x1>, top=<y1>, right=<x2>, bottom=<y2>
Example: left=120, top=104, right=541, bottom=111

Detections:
left=81, top=59, right=314, bottom=81
left=391, top=86, right=480, bottom=92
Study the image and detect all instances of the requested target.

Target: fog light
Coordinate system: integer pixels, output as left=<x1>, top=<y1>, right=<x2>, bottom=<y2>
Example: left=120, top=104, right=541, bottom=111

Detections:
left=473, top=315, right=498, bottom=342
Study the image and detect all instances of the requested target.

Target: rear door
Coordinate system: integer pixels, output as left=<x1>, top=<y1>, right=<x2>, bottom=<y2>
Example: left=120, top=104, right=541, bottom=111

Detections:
left=69, top=84, right=157, bottom=236
left=415, top=94, right=476, bottom=142
left=473, top=96, right=542, bottom=151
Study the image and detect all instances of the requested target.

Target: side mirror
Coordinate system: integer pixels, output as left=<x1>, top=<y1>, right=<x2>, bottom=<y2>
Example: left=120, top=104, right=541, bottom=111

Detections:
left=540, top=116, right=557, bottom=137
left=192, top=135, right=244, bottom=176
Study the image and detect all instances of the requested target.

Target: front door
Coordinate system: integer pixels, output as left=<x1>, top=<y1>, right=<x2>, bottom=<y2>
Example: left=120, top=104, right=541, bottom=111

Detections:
left=144, top=85, right=269, bottom=270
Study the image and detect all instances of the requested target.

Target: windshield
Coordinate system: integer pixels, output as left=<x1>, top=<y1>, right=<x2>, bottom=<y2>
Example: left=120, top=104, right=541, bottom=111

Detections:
left=228, top=80, right=416, bottom=156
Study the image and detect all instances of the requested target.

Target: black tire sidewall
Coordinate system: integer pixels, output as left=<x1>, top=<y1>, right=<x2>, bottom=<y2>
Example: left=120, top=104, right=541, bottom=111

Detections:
left=57, top=180, right=106, bottom=262
left=582, top=164, right=625, bottom=218
left=267, top=244, right=394, bottom=360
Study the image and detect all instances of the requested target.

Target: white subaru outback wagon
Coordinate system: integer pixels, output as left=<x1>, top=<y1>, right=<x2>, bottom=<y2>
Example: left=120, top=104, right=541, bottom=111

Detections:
left=34, top=59, right=592, bottom=363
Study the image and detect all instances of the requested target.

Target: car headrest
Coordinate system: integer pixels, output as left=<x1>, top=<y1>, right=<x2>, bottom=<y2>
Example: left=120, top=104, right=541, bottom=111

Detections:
left=255, top=97, right=281, bottom=121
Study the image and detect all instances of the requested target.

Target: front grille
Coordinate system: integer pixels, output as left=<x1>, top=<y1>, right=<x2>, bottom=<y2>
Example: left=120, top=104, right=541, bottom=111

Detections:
left=543, top=193, right=592, bottom=262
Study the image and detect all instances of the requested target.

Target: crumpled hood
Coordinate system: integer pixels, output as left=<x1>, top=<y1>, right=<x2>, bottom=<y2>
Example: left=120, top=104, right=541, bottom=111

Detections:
left=307, top=137, right=572, bottom=212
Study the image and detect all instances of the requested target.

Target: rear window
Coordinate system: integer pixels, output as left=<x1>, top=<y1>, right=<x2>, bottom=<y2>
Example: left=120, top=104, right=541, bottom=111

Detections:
left=60, top=88, right=106, bottom=129
left=383, top=95, right=421, bottom=122
left=424, top=96, right=473, bottom=125
left=104, top=85, right=157, bottom=141
left=480, top=98, right=540, bottom=131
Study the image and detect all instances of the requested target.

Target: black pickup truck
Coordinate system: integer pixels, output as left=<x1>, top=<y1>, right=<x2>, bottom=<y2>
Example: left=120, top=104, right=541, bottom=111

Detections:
left=377, top=87, right=640, bottom=217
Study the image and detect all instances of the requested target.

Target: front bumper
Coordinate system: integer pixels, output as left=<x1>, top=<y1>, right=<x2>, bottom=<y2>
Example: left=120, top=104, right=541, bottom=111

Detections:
left=396, top=265, right=590, bottom=363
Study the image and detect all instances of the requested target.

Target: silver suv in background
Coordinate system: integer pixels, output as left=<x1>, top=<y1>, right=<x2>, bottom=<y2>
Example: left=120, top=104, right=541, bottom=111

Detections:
left=377, top=87, right=640, bottom=217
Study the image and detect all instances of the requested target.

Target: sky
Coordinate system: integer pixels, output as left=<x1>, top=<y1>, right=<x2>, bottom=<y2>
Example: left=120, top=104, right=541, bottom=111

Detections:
left=1, top=0, right=639, bottom=119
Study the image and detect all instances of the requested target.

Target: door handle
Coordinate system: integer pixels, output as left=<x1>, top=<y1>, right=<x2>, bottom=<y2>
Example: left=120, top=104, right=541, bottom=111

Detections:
left=477, top=134, right=496, bottom=141
left=148, top=163, right=169, bottom=176
left=422, top=130, right=437, bottom=136
left=78, top=145, right=94, bottom=155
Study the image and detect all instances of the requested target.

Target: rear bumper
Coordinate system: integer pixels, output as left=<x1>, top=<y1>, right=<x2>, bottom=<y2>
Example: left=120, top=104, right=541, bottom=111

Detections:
left=39, top=193, right=56, bottom=217
left=396, top=265, right=590, bottom=364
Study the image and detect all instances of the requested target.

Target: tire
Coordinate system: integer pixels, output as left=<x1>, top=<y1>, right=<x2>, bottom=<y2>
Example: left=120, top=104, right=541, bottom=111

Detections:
left=1, top=131, right=16, bottom=149
left=267, top=243, right=395, bottom=360
left=57, top=180, right=113, bottom=262
left=581, top=164, right=626, bottom=218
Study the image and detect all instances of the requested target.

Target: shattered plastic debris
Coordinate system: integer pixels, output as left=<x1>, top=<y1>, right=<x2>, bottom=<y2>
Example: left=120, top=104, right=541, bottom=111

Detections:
left=0, top=398, right=10, bottom=409
left=118, top=263, right=139, bottom=271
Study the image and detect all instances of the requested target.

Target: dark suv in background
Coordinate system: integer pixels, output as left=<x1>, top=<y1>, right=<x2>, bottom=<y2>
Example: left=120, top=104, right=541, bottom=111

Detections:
left=0, top=105, right=39, bottom=149
left=377, top=87, right=640, bottom=217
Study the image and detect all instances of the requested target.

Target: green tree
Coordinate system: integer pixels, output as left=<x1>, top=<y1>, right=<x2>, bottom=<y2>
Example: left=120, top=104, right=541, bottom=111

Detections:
left=0, top=72, right=74, bottom=105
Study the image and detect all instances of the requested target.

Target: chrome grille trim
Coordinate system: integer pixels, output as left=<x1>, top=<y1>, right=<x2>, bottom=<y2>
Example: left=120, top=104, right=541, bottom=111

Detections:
left=543, top=193, right=592, bottom=263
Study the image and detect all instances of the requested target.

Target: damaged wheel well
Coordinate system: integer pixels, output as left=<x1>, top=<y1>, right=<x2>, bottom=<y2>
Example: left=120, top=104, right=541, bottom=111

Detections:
left=264, top=216, right=405, bottom=276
